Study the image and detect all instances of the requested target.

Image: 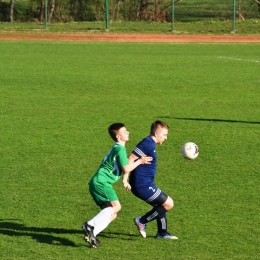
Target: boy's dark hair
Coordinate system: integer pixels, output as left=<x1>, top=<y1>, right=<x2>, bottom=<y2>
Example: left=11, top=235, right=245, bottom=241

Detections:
left=108, top=123, right=125, bottom=141
left=150, top=120, right=169, bottom=136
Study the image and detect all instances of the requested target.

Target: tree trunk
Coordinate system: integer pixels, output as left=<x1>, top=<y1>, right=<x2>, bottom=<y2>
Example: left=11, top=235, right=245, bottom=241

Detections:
left=139, top=0, right=149, bottom=20
left=114, top=0, right=120, bottom=20
left=9, top=0, right=15, bottom=22
left=49, top=0, right=55, bottom=23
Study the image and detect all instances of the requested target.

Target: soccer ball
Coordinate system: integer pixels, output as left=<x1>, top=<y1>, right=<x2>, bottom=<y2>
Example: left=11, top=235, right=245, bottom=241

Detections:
left=181, top=142, right=199, bottom=160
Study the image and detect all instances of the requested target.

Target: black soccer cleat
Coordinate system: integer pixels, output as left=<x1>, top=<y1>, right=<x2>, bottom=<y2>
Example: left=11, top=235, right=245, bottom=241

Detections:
left=82, top=222, right=99, bottom=248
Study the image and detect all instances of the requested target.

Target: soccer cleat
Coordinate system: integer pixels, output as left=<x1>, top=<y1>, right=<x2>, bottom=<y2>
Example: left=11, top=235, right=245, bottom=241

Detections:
left=155, top=233, right=178, bottom=240
left=88, top=237, right=100, bottom=248
left=134, top=217, right=146, bottom=238
left=82, top=222, right=99, bottom=248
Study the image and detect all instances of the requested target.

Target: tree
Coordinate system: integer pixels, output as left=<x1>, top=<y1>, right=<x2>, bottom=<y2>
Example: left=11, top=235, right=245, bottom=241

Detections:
left=49, top=0, right=55, bottom=22
left=139, top=0, right=149, bottom=20
left=9, top=0, right=15, bottom=22
left=137, top=0, right=182, bottom=21
left=255, top=0, right=260, bottom=13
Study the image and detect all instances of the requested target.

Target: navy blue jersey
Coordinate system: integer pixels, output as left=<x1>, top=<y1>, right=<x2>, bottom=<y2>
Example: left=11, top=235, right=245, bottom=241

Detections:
left=129, top=136, right=157, bottom=188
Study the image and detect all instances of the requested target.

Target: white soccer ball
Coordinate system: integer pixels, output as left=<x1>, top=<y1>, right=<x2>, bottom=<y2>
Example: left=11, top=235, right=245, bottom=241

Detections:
left=181, top=142, right=199, bottom=160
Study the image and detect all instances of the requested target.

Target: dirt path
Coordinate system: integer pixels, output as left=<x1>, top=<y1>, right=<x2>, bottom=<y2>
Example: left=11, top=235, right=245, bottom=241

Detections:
left=1, top=31, right=260, bottom=43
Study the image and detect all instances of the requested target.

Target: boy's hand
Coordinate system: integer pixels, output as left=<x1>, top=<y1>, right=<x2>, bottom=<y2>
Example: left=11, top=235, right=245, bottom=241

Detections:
left=123, top=180, right=131, bottom=191
left=139, top=156, right=153, bottom=164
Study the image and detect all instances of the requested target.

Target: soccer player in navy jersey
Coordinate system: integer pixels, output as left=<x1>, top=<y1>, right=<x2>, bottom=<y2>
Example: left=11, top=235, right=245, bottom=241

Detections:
left=125, top=120, right=178, bottom=239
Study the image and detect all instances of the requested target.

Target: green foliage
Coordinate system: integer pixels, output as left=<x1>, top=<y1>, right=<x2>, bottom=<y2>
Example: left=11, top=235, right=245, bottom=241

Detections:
left=68, top=0, right=104, bottom=22
left=175, top=0, right=260, bottom=21
left=0, top=0, right=260, bottom=22
left=0, top=1, right=9, bottom=21
left=0, top=0, right=34, bottom=22
left=0, top=41, right=260, bottom=259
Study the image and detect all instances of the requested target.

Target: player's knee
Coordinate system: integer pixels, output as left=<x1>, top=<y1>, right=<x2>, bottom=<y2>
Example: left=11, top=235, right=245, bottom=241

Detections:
left=112, top=202, right=121, bottom=213
left=117, top=203, right=122, bottom=212
left=163, top=197, right=174, bottom=210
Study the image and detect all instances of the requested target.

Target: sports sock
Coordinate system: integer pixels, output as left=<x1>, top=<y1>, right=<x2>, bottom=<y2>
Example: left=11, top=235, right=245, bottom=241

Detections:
left=88, top=207, right=114, bottom=236
left=140, top=205, right=167, bottom=224
left=156, top=213, right=167, bottom=236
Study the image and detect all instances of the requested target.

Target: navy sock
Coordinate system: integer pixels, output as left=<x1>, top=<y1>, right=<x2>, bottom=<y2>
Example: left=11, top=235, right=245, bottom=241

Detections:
left=140, top=205, right=167, bottom=225
left=156, top=213, right=167, bottom=236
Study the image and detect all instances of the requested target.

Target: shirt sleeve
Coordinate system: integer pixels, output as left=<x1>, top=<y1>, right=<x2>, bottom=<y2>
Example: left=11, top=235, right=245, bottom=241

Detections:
left=132, top=138, right=153, bottom=157
left=117, top=146, right=129, bottom=167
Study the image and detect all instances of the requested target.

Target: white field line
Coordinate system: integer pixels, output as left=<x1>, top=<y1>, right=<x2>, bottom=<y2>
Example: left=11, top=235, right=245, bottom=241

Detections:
left=218, top=56, right=260, bottom=63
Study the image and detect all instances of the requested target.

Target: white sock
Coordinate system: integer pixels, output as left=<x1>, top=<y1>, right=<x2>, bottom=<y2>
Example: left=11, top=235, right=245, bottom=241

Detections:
left=88, top=207, right=114, bottom=236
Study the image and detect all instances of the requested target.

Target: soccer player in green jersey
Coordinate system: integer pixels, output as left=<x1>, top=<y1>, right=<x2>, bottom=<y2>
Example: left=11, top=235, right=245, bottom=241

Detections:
left=82, top=123, right=153, bottom=248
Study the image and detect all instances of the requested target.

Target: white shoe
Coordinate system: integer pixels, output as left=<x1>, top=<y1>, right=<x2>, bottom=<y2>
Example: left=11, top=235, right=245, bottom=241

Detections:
left=134, top=217, right=146, bottom=238
left=155, top=233, right=178, bottom=240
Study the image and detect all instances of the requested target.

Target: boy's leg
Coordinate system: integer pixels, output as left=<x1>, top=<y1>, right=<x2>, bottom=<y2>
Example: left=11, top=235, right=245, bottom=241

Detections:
left=88, top=201, right=121, bottom=236
left=87, top=206, right=114, bottom=236
left=83, top=206, right=114, bottom=248
left=132, top=186, right=167, bottom=237
left=84, top=181, right=120, bottom=247
left=137, top=205, right=177, bottom=239
left=155, top=207, right=168, bottom=235
left=139, top=205, right=167, bottom=226
left=133, top=204, right=167, bottom=238
left=133, top=186, right=177, bottom=238
left=134, top=186, right=168, bottom=225
left=134, top=205, right=167, bottom=238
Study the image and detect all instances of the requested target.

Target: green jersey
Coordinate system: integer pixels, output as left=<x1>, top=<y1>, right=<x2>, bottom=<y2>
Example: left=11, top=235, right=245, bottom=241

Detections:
left=92, top=143, right=128, bottom=184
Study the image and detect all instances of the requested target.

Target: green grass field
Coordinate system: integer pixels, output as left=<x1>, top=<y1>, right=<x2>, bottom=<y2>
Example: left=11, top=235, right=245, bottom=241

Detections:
left=0, top=41, right=260, bottom=259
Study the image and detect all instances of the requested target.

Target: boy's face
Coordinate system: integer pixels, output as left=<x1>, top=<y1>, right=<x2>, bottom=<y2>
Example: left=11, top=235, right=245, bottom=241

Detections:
left=155, top=126, right=168, bottom=145
left=116, top=127, right=129, bottom=142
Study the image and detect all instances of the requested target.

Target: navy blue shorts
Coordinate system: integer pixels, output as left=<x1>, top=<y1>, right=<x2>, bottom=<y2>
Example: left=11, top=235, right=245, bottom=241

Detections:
left=131, top=183, right=168, bottom=205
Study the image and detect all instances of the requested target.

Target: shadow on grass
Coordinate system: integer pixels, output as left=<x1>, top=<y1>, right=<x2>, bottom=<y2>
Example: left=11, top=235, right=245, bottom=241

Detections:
left=0, top=219, right=81, bottom=247
left=0, top=219, right=154, bottom=247
left=161, top=116, right=260, bottom=125
left=98, top=231, right=150, bottom=240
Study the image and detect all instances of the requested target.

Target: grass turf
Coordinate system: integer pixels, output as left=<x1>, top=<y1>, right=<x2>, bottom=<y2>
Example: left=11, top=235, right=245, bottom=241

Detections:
left=0, top=19, right=260, bottom=34
left=0, top=41, right=260, bottom=259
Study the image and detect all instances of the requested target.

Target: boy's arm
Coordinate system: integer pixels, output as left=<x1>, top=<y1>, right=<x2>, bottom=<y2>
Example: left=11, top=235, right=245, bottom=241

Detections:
left=122, top=154, right=152, bottom=173
left=121, top=153, right=138, bottom=191
left=128, top=153, right=138, bottom=164
left=122, top=172, right=131, bottom=191
left=122, top=153, right=152, bottom=191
